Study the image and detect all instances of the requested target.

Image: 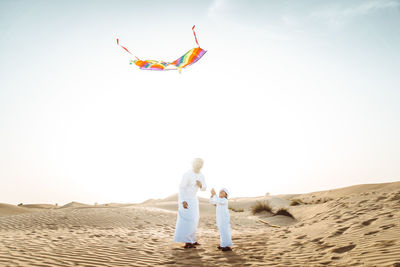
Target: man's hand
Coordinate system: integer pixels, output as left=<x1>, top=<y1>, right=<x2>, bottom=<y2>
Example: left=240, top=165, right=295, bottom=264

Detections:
left=211, top=188, right=216, bottom=197
left=182, top=201, right=188, bottom=209
left=196, top=180, right=202, bottom=189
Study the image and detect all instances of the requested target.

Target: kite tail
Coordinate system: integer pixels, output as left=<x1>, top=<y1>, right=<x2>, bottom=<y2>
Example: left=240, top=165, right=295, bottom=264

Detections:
left=192, top=25, right=200, bottom=48
left=116, top=38, right=140, bottom=60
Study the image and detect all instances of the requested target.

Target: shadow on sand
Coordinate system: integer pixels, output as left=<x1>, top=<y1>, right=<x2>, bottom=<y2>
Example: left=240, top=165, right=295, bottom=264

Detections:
left=220, top=250, right=247, bottom=266
left=169, top=246, right=247, bottom=267
left=169, top=247, right=206, bottom=267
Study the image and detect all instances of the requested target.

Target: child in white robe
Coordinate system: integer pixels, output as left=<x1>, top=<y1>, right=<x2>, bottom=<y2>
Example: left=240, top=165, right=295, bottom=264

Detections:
left=210, top=188, right=233, bottom=251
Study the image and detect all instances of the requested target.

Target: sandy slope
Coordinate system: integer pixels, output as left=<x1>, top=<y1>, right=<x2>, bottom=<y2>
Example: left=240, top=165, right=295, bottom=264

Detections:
left=0, top=182, right=399, bottom=266
left=0, top=204, right=36, bottom=216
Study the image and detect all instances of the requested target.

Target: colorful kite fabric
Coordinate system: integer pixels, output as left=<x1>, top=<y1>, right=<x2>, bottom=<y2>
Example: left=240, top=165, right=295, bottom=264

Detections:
left=117, top=25, right=206, bottom=73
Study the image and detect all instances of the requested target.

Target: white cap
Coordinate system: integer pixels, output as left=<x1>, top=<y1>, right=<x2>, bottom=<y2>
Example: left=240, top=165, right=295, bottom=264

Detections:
left=221, top=188, right=230, bottom=197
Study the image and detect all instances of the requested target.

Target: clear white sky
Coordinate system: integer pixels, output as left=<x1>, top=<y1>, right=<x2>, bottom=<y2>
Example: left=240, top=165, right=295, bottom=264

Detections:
left=1, top=0, right=399, bottom=205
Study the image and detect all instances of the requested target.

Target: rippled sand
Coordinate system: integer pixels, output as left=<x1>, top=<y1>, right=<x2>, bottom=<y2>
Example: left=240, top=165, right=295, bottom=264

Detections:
left=1, top=182, right=399, bottom=266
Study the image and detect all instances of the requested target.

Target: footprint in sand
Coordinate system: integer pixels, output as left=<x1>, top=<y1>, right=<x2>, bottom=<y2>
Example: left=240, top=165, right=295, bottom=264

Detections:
left=374, top=240, right=396, bottom=247
left=364, top=230, right=379, bottom=236
left=329, top=226, right=350, bottom=237
left=311, top=237, right=323, bottom=242
left=361, top=218, right=378, bottom=226
left=332, top=244, right=356, bottom=254
left=380, top=224, right=396, bottom=230
left=291, top=241, right=303, bottom=247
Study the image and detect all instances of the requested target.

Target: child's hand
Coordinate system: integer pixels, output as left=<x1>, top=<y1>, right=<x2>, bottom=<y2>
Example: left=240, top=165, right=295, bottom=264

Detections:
left=196, top=180, right=202, bottom=188
left=211, top=188, right=216, bottom=196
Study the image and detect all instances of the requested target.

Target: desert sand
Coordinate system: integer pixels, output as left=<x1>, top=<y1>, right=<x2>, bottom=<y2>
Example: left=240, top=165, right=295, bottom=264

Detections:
left=1, top=181, right=399, bottom=267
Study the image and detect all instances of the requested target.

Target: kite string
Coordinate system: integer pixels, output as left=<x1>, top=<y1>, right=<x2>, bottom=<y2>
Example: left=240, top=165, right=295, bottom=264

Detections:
left=192, top=25, right=200, bottom=47
left=116, top=38, right=140, bottom=60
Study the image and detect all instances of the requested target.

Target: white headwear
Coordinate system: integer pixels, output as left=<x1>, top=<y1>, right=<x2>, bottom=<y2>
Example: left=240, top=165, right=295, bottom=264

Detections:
left=221, top=188, right=230, bottom=197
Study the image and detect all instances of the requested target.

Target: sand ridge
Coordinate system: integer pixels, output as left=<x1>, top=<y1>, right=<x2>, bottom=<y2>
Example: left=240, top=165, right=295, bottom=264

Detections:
left=0, top=182, right=399, bottom=266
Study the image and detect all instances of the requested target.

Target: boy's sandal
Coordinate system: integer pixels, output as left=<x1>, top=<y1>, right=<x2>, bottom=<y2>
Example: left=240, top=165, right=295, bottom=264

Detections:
left=184, top=243, right=196, bottom=249
left=193, top=242, right=201, bottom=246
left=221, top=247, right=232, bottom=251
left=217, top=246, right=222, bottom=250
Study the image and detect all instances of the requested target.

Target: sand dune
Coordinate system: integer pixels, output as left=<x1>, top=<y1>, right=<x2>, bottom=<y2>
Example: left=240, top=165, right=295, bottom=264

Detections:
left=0, top=181, right=399, bottom=266
left=0, top=203, right=36, bottom=216
left=60, top=201, right=92, bottom=209
left=21, top=204, right=58, bottom=209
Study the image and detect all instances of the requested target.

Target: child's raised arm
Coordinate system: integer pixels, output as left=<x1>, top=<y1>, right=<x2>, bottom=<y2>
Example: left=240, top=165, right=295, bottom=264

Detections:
left=209, top=194, right=228, bottom=205
left=211, top=188, right=216, bottom=197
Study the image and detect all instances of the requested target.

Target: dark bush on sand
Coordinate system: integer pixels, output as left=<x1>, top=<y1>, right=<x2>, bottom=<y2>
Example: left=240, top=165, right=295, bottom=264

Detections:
left=290, top=199, right=303, bottom=206
left=251, top=201, right=273, bottom=215
left=274, top=208, right=294, bottom=218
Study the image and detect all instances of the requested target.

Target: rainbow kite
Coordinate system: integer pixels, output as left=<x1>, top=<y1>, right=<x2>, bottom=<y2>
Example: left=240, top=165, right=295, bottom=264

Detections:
left=117, top=25, right=206, bottom=73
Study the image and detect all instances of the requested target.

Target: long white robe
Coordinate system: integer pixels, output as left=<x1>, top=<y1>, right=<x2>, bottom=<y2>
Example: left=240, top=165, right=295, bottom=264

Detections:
left=210, top=195, right=233, bottom=247
left=174, top=170, right=206, bottom=243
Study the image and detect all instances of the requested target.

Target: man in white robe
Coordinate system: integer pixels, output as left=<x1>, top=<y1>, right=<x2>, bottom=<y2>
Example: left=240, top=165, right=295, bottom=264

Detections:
left=174, top=158, right=207, bottom=248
